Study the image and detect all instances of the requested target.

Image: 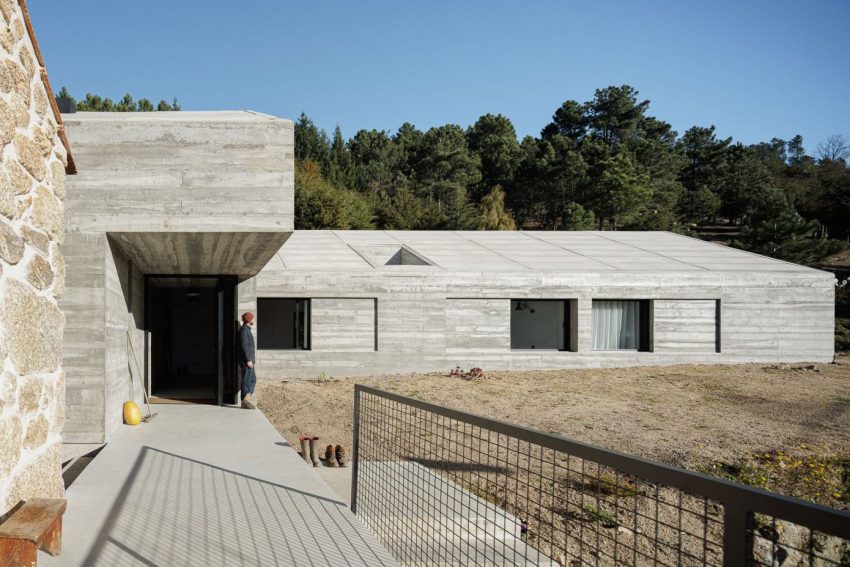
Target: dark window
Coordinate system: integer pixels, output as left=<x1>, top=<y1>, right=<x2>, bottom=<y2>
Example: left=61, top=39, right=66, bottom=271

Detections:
left=715, top=299, right=722, bottom=353
left=257, top=298, right=310, bottom=350
left=510, top=300, right=569, bottom=350
left=592, top=299, right=651, bottom=351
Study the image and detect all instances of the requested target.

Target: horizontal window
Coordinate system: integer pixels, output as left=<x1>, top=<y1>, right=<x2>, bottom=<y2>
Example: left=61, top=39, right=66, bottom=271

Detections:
left=511, top=300, right=570, bottom=351
left=257, top=298, right=310, bottom=350
left=592, top=300, right=651, bottom=351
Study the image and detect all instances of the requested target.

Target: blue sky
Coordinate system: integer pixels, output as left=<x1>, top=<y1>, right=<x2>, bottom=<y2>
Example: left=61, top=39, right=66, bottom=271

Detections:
left=31, top=1, right=849, bottom=149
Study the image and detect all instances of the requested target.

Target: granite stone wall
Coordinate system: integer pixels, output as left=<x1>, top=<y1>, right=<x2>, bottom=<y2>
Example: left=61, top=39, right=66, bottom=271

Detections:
left=0, top=0, right=67, bottom=515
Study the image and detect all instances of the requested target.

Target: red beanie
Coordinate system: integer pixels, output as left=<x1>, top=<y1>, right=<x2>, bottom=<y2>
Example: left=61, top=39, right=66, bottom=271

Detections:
left=242, top=312, right=255, bottom=323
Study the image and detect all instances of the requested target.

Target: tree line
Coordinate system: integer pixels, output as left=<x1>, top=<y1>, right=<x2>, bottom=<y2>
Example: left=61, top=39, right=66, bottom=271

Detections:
left=57, top=87, right=181, bottom=112
left=295, top=85, right=850, bottom=265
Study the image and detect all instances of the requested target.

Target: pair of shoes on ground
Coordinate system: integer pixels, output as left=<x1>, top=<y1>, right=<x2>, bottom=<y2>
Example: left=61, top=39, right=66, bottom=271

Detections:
left=324, top=444, right=348, bottom=467
left=241, top=394, right=256, bottom=409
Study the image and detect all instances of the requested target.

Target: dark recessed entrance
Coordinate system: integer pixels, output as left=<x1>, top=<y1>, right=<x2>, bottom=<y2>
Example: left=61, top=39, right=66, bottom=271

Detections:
left=146, top=276, right=238, bottom=405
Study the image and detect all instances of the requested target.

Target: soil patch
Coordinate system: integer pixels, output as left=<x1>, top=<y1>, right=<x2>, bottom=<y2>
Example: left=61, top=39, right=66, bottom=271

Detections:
left=257, top=356, right=850, bottom=509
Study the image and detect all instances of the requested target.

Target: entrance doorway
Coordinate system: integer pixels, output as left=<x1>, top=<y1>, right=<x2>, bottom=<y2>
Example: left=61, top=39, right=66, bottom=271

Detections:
left=146, top=276, right=238, bottom=405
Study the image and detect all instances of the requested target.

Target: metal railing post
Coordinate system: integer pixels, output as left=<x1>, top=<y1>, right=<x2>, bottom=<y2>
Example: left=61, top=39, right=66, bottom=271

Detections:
left=350, top=385, right=361, bottom=514
left=722, top=503, right=751, bottom=567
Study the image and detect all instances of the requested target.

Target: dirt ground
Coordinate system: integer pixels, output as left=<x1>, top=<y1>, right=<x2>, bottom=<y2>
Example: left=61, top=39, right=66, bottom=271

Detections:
left=257, top=356, right=850, bottom=508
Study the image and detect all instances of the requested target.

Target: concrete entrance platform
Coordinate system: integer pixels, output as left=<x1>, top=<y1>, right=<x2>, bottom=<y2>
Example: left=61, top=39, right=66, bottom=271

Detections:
left=43, top=404, right=397, bottom=566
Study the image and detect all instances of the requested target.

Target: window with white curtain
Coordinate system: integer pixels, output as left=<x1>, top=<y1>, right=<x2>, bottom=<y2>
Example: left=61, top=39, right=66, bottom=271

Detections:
left=592, top=300, right=650, bottom=351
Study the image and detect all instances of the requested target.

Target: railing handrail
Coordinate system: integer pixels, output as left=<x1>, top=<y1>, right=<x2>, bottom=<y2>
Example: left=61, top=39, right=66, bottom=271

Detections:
left=353, top=384, right=850, bottom=540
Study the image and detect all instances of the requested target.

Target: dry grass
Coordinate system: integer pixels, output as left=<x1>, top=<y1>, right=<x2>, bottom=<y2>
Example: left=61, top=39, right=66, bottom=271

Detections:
left=257, top=355, right=850, bottom=508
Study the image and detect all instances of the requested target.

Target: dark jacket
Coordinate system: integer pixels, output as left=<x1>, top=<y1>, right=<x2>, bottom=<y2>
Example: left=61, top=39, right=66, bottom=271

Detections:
left=239, top=324, right=256, bottom=365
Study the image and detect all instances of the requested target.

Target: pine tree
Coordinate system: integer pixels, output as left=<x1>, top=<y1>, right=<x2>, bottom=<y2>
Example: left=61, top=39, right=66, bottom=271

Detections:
left=326, top=125, right=355, bottom=189
left=479, top=186, right=516, bottom=230
left=294, top=113, right=330, bottom=167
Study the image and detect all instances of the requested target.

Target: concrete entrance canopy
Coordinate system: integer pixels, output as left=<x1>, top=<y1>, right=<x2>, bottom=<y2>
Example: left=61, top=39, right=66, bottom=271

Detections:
left=62, top=110, right=294, bottom=233
left=108, top=231, right=290, bottom=278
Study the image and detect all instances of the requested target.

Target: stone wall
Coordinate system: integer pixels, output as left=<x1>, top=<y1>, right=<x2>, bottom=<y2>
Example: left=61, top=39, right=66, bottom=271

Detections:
left=0, top=0, right=68, bottom=516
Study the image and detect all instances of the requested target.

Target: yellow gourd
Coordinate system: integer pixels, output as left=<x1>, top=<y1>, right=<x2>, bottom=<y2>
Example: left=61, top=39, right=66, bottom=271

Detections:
left=123, top=401, right=142, bottom=425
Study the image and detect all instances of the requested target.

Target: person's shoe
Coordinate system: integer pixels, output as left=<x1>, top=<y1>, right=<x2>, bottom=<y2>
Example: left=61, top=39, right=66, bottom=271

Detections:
left=241, top=394, right=256, bottom=409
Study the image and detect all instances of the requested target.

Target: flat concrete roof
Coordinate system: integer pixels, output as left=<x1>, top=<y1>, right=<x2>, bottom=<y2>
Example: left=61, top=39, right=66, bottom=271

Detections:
left=273, top=230, right=825, bottom=274
left=44, top=404, right=396, bottom=566
left=61, top=109, right=294, bottom=126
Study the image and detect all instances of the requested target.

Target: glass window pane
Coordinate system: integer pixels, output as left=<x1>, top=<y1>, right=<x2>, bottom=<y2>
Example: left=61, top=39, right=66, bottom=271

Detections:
left=510, top=300, right=567, bottom=350
left=257, top=298, right=310, bottom=350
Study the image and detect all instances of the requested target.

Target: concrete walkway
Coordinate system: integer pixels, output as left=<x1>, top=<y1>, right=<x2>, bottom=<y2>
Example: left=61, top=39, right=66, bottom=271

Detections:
left=43, top=404, right=397, bottom=567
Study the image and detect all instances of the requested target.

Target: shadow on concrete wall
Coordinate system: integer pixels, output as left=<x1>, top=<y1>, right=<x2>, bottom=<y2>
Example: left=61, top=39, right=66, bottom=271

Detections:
left=82, top=446, right=395, bottom=566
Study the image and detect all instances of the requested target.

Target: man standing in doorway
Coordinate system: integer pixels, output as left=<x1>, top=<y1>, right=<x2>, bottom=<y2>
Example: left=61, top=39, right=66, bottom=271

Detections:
left=239, top=311, right=257, bottom=409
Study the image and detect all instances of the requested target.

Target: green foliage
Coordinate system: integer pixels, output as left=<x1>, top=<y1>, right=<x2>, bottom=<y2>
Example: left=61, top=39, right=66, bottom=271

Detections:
left=561, top=202, right=596, bottom=230
left=581, top=504, right=617, bottom=527
left=479, top=186, right=516, bottom=230
left=837, top=318, right=850, bottom=352
left=586, top=85, right=650, bottom=148
left=375, top=187, right=427, bottom=230
left=58, top=87, right=180, bottom=112
left=837, top=279, right=850, bottom=351
left=467, top=114, right=522, bottom=200
left=590, top=152, right=652, bottom=228
left=413, top=124, right=482, bottom=202
left=295, top=113, right=330, bottom=165
left=325, top=125, right=355, bottom=189
left=737, top=209, right=845, bottom=265
left=294, top=161, right=375, bottom=229
left=349, top=128, right=399, bottom=193
left=678, top=186, right=720, bottom=224
left=706, top=449, right=849, bottom=508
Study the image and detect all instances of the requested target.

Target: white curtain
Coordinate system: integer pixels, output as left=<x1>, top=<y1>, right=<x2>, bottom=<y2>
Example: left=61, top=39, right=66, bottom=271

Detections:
left=592, top=300, right=640, bottom=350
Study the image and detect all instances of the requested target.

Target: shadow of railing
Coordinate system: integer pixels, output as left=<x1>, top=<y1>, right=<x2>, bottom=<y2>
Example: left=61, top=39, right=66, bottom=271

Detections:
left=83, top=446, right=395, bottom=566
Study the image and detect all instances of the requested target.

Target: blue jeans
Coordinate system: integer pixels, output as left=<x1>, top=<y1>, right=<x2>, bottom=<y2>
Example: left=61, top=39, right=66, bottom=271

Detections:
left=240, top=364, right=256, bottom=398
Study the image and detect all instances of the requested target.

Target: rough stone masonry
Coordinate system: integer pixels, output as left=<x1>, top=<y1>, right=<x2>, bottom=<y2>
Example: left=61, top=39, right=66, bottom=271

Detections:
left=0, top=0, right=68, bottom=516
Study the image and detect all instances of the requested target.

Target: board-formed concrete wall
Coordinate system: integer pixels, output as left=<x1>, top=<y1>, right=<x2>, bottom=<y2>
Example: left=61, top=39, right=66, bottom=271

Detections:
left=653, top=299, right=717, bottom=354
left=446, top=299, right=510, bottom=354
left=60, top=111, right=294, bottom=234
left=61, top=111, right=295, bottom=444
left=311, top=298, right=376, bottom=352
left=245, top=269, right=835, bottom=379
left=0, top=0, right=69, bottom=516
left=60, top=232, right=105, bottom=442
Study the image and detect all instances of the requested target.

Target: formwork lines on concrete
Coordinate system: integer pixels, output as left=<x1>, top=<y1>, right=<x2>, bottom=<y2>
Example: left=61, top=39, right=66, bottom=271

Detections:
left=518, top=231, right=622, bottom=270
left=453, top=231, right=537, bottom=272
left=594, top=232, right=709, bottom=271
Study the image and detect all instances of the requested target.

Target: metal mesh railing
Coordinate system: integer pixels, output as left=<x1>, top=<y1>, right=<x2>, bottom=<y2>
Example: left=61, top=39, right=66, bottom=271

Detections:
left=747, top=513, right=849, bottom=567
left=351, top=386, right=850, bottom=567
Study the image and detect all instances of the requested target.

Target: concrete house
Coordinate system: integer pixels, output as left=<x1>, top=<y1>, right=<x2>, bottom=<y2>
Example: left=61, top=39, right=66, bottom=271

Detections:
left=60, top=111, right=836, bottom=449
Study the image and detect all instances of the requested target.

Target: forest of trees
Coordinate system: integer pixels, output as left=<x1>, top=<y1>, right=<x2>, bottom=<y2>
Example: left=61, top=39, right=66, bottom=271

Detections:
left=295, top=85, right=850, bottom=267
